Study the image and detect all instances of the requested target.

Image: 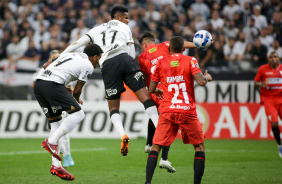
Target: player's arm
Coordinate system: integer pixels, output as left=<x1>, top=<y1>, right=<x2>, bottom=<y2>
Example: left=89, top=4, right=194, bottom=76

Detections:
left=184, top=41, right=197, bottom=48
left=193, top=70, right=212, bottom=86
left=149, top=81, right=164, bottom=99
left=128, top=43, right=135, bottom=58
left=254, top=68, right=267, bottom=88
left=61, top=35, right=91, bottom=55
left=73, top=81, right=85, bottom=102
left=254, top=81, right=267, bottom=88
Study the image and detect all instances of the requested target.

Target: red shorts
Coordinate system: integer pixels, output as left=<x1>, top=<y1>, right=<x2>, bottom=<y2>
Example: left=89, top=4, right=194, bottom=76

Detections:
left=264, top=98, right=282, bottom=123
left=153, top=113, right=204, bottom=146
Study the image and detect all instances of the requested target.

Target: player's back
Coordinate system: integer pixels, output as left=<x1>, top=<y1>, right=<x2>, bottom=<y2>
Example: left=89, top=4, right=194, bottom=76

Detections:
left=36, top=53, right=93, bottom=85
left=87, top=20, right=133, bottom=55
left=155, top=54, right=200, bottom=115
left=138, top=42, right=170, bottom=88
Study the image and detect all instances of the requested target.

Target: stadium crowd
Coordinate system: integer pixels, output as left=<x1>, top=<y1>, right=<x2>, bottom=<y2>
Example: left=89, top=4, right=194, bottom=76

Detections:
left=0, top=0, right=281, bottom=99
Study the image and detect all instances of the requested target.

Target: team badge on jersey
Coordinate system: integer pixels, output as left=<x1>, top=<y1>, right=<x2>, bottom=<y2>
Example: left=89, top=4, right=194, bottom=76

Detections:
left=149, top=47, right=157, bottom=53
left=170, top=61, right=179, bottom=67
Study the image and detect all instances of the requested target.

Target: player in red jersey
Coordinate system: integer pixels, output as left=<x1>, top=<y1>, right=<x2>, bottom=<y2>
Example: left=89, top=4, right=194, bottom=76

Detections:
left=254, top=51, right=282, bottom=158
left=138, top=32, right=196, bottom=172
left=145, top=36, right=212, bottom=184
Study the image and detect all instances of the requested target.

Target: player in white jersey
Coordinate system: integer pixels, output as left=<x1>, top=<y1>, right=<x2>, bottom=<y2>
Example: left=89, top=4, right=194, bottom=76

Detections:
left=34, top=44, right=103, bottom=181
left=61, top=6, right=160, bottom=157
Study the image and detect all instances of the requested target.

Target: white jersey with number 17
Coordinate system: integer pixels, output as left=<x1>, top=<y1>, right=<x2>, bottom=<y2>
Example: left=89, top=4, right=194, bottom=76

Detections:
left=86, top=20, right=134, bottom=66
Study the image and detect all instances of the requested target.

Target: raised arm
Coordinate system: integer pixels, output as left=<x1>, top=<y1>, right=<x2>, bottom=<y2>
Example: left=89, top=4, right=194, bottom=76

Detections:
left=184, top=41, right=197, bottom=49
left=61, top=35, right=91, bottom=54
left=193, top=70, right=212, bottom=86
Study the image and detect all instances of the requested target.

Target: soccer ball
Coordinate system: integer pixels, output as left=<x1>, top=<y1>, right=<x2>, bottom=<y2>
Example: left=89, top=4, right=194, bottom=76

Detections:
left=193, top=30, right=212, bottom=49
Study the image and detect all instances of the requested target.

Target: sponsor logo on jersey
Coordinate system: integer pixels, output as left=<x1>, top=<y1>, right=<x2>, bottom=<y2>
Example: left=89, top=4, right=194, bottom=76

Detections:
left=148, top=47, right=157, bottom=53
left=167, top=76, right=184, bottom=83
left=151, top=56, right=163, bottom=65
left=42, top=107, right=48, bottom=114
left=169, top=104, right=190, bottom=110
left=108, top=44, right=119, bottom=52
left=195, top=63, right=200, bottom=68
left=42, top=70, right=52, bottom=76
left=170, top=61, right=179, bottom=67
left=191, top=61, right=195, bottom=68
left=134, top=71, right=143, bottom=81
left=51, top=106, right=62, bottom=113
left=266, top=78, right=282, bottom=84
left=280, top=71, right=282, bottom=76
left=265, top=72, right=273, bottom=75
left=106, top=88, right=117, bottom=96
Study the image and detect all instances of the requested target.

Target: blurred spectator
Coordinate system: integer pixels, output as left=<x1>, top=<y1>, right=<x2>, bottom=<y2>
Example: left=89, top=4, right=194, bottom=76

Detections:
left=252, top=38, right=268, bottom=67
left=270, top=12, right=281, bottom=40
left=32, top=12, right=50, bottom=33
left=241, top=1, right=252, bottom=26
left=209, top=10, right=224, bottom=32
left=251, top=5, right=267, bottom=30
left=63, top=9, right=78, bottom=36
left=243, top=18, right=259, bottom=44
left=242, top=43, right=255, bottom=68
left=222, top=0, right=242, bottom=20
left=233, top=32, right=250, bottom=70
left=267, top=40, right=282, bottom=60
left=223, top=37, right=238, bottom=71
left=223, top=19, right=239, bottom=41
left=0, top=30, right=11, bottom=60
left=33, top=23, right=51, bottom=50
left=258, top=27, right=274, bottom=49
left=194, top=14, right=207, bottom=31
left=85, top=8, right=99, bottom=28
left=190, top=0, right=210, bottom=21
left=69, top=19, right=90, bottom=50
left=6, top=35, right=25, bottom=64
left=144, top=3, right=161, bottom=23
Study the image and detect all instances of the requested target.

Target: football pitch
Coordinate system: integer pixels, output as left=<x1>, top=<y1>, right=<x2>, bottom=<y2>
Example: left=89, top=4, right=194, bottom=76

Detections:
left=0, top=138, right=281, bottom=184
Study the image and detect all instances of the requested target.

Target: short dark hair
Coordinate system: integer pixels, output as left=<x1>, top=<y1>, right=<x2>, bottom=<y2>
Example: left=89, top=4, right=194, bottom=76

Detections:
left=169, top=36, right=184, bottom=53
left=111, top=6, right=128, bottom=19
left=83, top=44, right=103, bottom=57
left=138, top=31, right=155, bottom=44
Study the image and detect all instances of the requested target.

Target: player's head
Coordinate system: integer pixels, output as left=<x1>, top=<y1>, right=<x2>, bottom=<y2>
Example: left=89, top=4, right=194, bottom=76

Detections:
left=268, top=51, right=279, bottom=68
left=169, top=36, right=184, bottom=53
left=48, top=50, right=59, bottom=62
left=138, top=32, right=156, bottom=52
left=83, top=44, right=103, bottom=68
left=111, top=6, right=129, bottom=25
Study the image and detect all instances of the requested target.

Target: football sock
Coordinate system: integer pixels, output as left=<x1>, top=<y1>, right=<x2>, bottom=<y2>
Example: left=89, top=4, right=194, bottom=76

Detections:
left=194, top=151, right=205, bottom=184
left=146, top=119, right=155, bottom=146
left=110, top=110, right=125, bottom=137
left=52, top=156, right=62, bottom=167
left=48, top=110, right=85, bottom=145
left=146, top=151, right=159, bottom=183
left=61, top=134, right=71, bottom=156
left=272, top=126, right=281, bottom=145
left=143, top=99, right=159, bottom=127
left=49, top=119, right=62, bottom=136
left=161, top=146, right=170, bottom=160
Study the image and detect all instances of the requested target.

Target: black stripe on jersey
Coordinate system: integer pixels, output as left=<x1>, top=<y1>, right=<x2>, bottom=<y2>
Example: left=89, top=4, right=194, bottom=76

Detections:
left=86, top=34, right=93, bottom=44
left=77, top=80, right=86, bottom=84
left=127, top=42, right=134, bottom=45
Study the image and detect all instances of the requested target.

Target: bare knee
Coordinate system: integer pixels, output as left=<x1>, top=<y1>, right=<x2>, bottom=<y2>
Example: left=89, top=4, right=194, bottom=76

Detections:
left=193, top=142, right=205, bottom=152
left=135, top=87, right=150, bottom=103
left=151, top=144, right=162, bottom=154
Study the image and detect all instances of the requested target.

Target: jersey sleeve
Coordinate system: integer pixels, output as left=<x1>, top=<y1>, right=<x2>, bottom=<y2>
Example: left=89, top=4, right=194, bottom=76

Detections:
left=123, top=24, right=134, bottom=44
left=138, top=54, right=146, bottom=73
left=78, top=63, right=93, bottom=83
left=151, top=61, right=161, bottom=83
left=85, top=27, right=96, bottom=44
left=254, top=67, right=263, bottom=82
left=190, top=57, right=202, bottom=75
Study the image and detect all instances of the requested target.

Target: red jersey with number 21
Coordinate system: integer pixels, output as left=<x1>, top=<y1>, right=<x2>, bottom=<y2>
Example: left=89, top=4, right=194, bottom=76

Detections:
left=152, top=54, right=202, bottom=115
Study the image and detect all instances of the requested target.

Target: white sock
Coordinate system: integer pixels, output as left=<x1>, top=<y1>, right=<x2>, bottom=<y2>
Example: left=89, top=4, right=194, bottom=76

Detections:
left=49, top=120, right=62, bottom=137
left=145, top=106, right=159, bottom=127
left=110, top=113, right=125, bottom=138
left=48, top=110, right=85, bottom=145
left=61, top=134, right=71, bottom=157
left=52, top=156, right=62, bottom=167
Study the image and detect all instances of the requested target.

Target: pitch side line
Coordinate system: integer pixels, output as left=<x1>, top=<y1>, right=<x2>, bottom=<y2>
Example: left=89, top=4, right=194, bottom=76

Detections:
left=0, top=148, right=106, bottom=156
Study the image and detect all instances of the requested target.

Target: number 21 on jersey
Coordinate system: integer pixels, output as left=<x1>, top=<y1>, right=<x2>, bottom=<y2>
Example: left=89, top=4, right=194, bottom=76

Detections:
left=168, top=83, right=189, bottom=104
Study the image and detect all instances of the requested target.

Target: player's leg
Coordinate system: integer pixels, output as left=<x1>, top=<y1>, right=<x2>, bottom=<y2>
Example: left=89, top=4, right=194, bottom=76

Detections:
left=193, top=143, right=205, bottom=184
left=145, top=119, right=155, bottom=153
left=107, top=98, right=129, bottom=156
left=264, top=100, right=282, bottom=157
left=145, top=144, right=162, bottom=184
left=61, top=134, right=75, bottom=167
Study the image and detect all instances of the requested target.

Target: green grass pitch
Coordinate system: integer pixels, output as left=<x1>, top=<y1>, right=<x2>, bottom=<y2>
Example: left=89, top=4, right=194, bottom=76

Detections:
left=0, top=138, right=281, bottom=184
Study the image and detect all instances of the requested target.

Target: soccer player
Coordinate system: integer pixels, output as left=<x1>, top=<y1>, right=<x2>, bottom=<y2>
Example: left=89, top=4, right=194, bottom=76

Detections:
left=38, top=50, right=76, bottom=168
left=145, top=36, right=212, bottom=184
left=34, top=44, right=103, bottom=180
left=61, top=6, right=160, bottom=156
left=138, top=32, right=197, bottom=173
left=254, top=51, right=282, bottom=158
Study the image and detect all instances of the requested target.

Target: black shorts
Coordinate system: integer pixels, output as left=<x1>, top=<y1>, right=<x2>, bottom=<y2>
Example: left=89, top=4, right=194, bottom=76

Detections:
left=101, top=53, right=146, bottom=100
left=33, top=80, right=81, bottom=118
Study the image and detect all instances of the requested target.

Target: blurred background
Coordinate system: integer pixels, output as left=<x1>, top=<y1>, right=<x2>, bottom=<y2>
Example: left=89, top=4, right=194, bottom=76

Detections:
left=0, top=0, right=281, bottom=139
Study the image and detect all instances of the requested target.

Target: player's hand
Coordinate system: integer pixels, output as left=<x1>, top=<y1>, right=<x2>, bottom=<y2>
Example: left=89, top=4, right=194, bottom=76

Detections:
left=43, top=61, right=52, bottom=69
left=204, top=70, right=212, bottom=82
left=155, top=88, right=164, bottom=100
left=78, top=98, right=83, bottom=105
left=260, top=82, right=267, bottom=88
